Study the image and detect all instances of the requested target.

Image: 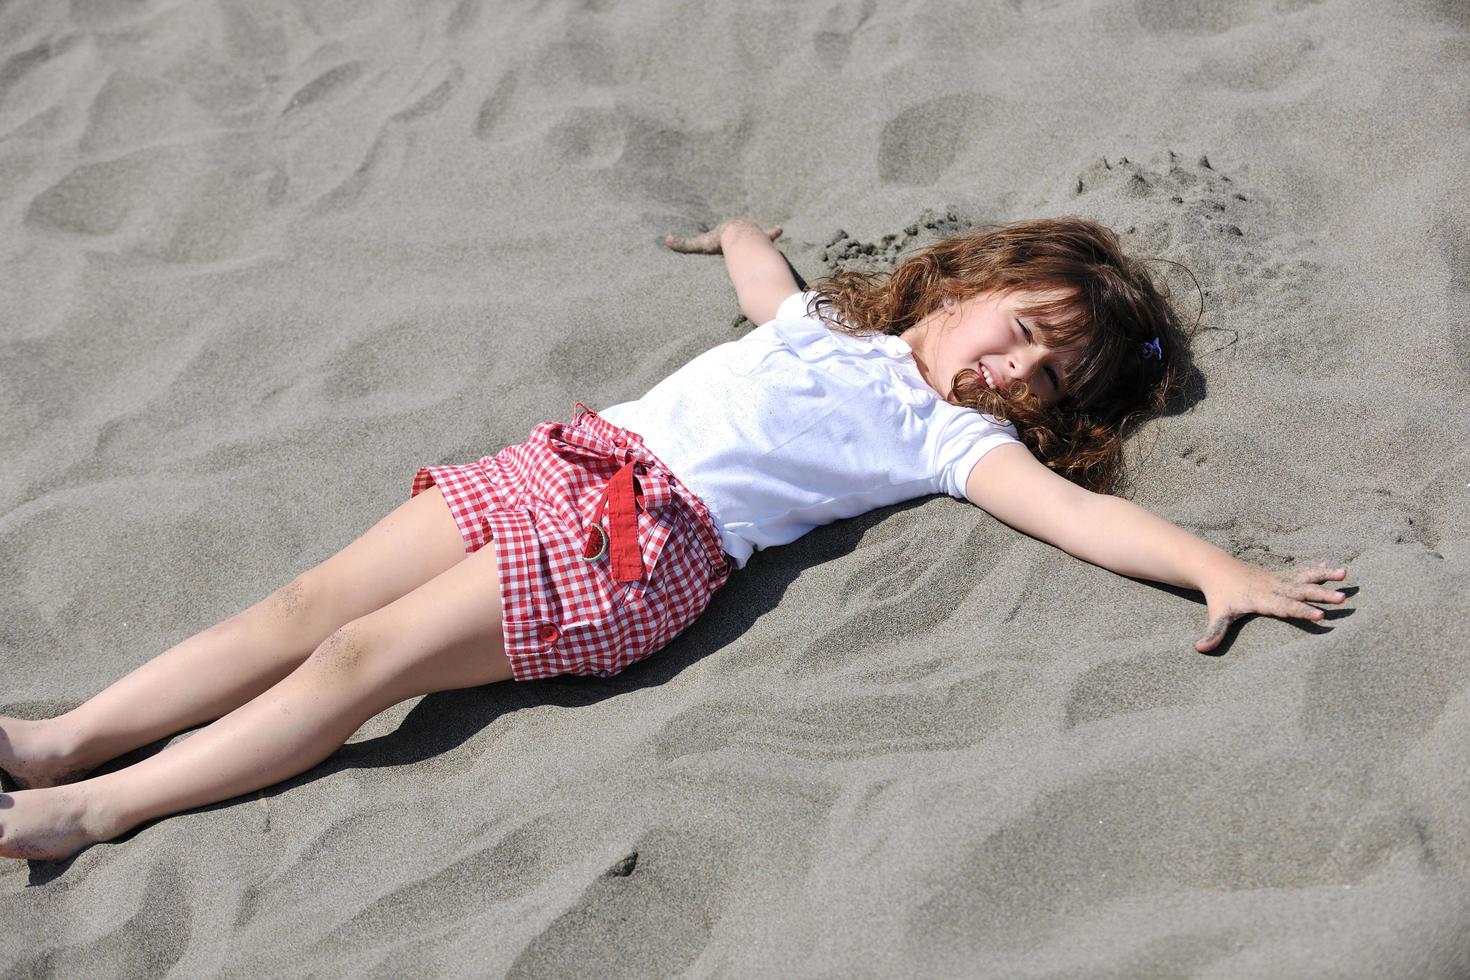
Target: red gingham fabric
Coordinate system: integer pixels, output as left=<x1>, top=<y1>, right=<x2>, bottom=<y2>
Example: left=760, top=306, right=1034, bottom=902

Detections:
left=410, top=403, right=733, bottom=681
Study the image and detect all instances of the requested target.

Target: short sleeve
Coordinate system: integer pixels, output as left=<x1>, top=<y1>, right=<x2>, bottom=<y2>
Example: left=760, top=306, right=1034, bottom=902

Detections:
left=934, top=410, right=1024, bottom=501
left=771, top=290, right=816, bottom=324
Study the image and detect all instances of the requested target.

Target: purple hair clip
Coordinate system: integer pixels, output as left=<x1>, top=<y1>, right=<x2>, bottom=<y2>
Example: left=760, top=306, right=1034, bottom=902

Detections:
left=1140, top=336, right=1163, bottom=361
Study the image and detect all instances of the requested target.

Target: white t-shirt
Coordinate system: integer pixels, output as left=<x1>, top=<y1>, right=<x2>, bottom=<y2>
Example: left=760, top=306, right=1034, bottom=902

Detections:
left=599, top=290, right=1023, bottom=569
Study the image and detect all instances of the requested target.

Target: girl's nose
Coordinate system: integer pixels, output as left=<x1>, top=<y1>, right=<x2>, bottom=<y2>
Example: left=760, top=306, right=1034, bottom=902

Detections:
left=1007, top=349, right=1036, bottom=384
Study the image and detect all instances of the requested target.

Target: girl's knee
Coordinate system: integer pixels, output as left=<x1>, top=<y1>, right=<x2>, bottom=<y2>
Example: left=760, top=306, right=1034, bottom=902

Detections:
left=306, top=625, right=369, bottom=675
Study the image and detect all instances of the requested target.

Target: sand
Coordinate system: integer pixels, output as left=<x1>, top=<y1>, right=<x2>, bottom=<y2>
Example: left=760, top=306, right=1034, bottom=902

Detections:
left=2, top=0, right=1469, bottom=975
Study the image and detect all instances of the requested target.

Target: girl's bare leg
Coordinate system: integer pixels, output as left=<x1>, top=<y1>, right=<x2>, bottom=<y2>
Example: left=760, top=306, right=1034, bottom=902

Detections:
left=0, top=487, right=468, bottom=790
left=0, top=540, right=514, bottom=861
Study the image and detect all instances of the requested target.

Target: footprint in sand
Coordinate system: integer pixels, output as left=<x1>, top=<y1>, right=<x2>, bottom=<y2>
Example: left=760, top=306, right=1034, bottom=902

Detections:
left=544, top=105, right=627, bottom=168
left=473, top=71, right=517, bottom=141
left=0, top=36, right=82, bottom=113
left=25, top=156, right=148, bottom=236
left=446, top=0, right=483, bottom=35
left=877, top=94, right=987, bottom=186
left=281, top=61, right=364, bottom=116
left=813, top=0, right=877, bottom=69
left=392, top=64, right=462, bottom=123
left=1065, top=653, right=1216, bottom=727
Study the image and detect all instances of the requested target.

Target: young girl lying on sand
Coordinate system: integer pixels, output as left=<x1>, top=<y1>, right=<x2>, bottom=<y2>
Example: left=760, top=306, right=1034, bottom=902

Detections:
left=0, top=216, right=1349, bottom=861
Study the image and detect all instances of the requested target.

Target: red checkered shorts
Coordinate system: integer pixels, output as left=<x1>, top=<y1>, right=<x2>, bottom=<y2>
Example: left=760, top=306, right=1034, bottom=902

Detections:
left=410, top=403, right=733, bottom=681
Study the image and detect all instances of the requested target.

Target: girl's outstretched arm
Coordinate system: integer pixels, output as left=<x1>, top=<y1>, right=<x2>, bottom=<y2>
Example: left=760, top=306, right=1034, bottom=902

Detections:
left=666, top=218, right=796, bottom=326
left=966, top=444, right=1349, bottom=653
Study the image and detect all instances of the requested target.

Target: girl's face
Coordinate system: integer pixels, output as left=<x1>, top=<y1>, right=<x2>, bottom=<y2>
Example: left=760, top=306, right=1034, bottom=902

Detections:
left=902, top=288, right=1083, bottom=407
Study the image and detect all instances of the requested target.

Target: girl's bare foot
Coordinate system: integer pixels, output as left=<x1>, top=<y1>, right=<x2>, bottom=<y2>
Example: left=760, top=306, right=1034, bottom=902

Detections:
left=0, top=785, right=112, bottom=861
left=0, top=716, right=93, bottom=789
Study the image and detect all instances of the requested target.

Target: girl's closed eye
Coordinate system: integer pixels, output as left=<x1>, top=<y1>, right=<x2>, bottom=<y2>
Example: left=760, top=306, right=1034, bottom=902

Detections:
left=1017, top=318, right=1060, bottom=389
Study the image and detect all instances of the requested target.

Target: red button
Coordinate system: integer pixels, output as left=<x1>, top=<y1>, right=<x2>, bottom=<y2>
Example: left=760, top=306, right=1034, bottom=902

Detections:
left=538, top=623, right=560, bottom=643
left=613, top=436, right=627, bottom=447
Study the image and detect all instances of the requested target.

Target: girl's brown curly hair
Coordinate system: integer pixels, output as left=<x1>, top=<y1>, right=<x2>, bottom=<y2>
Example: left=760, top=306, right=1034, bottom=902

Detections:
left=808, top=216, right=1194, bottom=494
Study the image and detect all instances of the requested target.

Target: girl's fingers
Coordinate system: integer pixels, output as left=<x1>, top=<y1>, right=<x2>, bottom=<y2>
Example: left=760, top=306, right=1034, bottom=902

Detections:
left=1290, top=563, right=1348, bottom=584
left=1284, top=599, right=1327, bottom=621
left=1196, top=611, right=1235, bottom=652
left=667, top=222, right=780, bottom=253
left=1258, top=586, right=1325, bottom=621
left=1285, top=564, right=1320, bottom=584
left=665, top=236, right=715, bottom=254
left=1199, top=565, right=1346, bottom=652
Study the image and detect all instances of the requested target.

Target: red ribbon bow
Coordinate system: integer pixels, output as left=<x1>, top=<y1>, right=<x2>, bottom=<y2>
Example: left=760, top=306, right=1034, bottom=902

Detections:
left=584, top=459, right=645, bottom=583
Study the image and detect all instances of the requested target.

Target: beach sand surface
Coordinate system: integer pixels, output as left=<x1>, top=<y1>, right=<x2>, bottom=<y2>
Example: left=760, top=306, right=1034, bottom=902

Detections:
left=2, top=0, right=1468, bottom=975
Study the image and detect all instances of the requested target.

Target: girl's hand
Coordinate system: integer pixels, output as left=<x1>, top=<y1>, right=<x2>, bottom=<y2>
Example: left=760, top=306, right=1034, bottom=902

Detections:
left=1196, top=560, right=1349, bottom=653
left=665, top=220, right=782, bottom=255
